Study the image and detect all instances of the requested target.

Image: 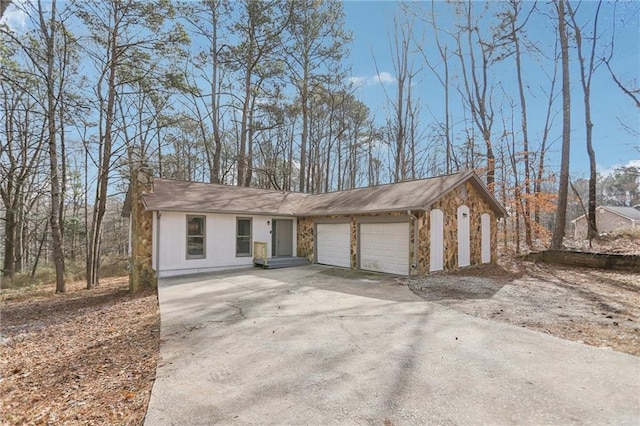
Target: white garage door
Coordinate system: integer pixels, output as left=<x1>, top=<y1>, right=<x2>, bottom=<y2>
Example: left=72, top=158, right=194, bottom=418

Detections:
left=360, top=222, right=409, bottom=275
left=316, top=223, right=351, bottom=268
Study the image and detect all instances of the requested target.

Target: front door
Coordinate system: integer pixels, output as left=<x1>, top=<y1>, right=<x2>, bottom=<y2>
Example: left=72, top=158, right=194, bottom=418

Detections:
left=273, top=219, right=293, bottom=257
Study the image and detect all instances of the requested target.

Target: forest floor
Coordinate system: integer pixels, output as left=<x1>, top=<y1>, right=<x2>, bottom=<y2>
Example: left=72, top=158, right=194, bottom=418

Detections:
left=0, top=277, right=159, bottom=425
left=1, top=236, right=639, bottom=425
left=408, top=256, right=640, bottom=356
left=564, top=229, right=640, bottom=255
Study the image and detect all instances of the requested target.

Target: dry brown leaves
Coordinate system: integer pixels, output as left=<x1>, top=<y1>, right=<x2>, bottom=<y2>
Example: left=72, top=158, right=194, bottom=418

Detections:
left=0, top=277, right=159, bottom=425
left=564, top=232, right=640, bottom=255
left=421, top=260, right=640, bottom=356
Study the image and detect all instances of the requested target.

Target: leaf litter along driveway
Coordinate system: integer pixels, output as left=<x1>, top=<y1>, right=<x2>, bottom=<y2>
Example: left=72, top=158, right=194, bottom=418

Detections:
left=146, top=265, right=639, bottom=425
left=0, top=277, right=159, bottom=425
left=408, top=260, right=640, bottom=356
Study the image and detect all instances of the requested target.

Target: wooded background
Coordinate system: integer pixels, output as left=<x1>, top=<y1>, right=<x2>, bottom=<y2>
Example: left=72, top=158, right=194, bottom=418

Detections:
left=1, top=0, right=639, bottom=292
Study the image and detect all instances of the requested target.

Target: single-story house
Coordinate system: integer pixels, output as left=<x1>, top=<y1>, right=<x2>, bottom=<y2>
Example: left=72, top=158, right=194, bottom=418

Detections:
left=124, top=170, right=507, bottom=281
left=572, top=205, right=640, bottom=239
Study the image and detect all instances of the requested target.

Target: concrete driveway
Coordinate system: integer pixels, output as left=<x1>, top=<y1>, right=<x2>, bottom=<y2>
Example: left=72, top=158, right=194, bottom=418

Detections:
left=145, top=265, right=640, bottom=425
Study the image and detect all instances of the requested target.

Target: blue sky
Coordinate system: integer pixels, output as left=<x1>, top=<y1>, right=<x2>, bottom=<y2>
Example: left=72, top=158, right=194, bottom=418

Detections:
left=342, top=0, right=640, bottom=178
left=3, top=0, right=638, bottom=181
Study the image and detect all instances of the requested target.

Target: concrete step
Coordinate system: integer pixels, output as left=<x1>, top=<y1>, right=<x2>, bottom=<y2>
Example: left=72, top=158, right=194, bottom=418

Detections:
left=254, top=257, right=311, bottom=269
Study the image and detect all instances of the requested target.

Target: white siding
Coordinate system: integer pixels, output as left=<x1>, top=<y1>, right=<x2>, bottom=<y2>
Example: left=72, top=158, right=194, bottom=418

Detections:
left=155, top=212, right=293, bottom=277
left=360, top=222, right=409, bottom=275
left=316, top=223, right=351, bottom=268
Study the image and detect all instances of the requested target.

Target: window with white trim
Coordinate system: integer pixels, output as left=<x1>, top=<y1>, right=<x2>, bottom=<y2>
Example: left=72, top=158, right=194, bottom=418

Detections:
left=186, top=216, right=206, bottom=259
left=236, top=217, right=252, bottom=257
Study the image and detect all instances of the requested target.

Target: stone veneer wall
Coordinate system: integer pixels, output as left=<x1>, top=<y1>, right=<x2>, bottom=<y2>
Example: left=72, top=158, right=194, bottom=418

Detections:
left=296, top=217, right=315, bottom=261
left=129, top=168, right=157, bottom=291
left=417, top=181, right=498, bottom=273
left=297, top=182, right=498, bottom=275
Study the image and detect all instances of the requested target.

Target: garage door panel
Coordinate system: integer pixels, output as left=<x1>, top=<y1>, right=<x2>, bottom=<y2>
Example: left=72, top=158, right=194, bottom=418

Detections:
left=360, top=222, right=409, bottom=275
left=316, top=223, right=351, bottom=268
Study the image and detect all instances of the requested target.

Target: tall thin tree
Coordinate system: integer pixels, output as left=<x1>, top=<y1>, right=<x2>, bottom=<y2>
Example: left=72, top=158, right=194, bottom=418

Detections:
left=550, top=0, right=571, bottom=249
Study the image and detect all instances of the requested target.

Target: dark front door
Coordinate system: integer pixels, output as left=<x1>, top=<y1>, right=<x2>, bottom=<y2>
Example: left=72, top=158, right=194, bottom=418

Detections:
left=273, top=219, right=293, bottom=257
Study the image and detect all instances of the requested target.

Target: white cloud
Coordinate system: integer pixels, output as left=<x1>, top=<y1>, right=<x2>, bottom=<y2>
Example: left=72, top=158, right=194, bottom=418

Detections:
left=599, top=159, right=640, bottom=177
left=348, top=72, right=396, bottom=88
left=0, top=0, right=28, bottom=31
left=374, top=71, right=395, bottom=85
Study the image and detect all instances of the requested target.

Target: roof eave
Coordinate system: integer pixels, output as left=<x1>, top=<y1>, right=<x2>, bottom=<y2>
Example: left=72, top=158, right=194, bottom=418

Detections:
left=143, top=206, right=297, bottom=217
left=467, top=173, right=509, bottom=218
left=601, top=207, right=638, bottom=221
left=298, top=206, right=425, bottom=217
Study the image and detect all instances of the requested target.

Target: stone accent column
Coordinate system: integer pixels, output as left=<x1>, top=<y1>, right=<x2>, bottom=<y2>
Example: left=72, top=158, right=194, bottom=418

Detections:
left=129, top=165, right=157, bottom=291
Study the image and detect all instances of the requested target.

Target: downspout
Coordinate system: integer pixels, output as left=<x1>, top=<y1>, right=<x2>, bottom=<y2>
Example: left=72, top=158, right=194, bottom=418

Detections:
left=408, top=210, right=418, bottom=274
left=155, top=211, right=161, bottom=276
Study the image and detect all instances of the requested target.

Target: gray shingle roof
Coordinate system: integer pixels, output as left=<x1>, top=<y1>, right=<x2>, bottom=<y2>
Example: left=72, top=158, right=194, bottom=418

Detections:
left=137, top=171, right=507, bottom=218
left=141, top=179, right=308, bottom=216
left=603, top=206, right=640, bottom=221
left=295, top=171, right=505, bottom=216
left=571, top=205, right=640, bottom=223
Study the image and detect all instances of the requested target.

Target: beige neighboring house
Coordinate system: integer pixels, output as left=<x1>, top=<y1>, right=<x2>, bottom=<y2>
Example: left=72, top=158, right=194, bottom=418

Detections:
left=124, top=170, right=507, bottom=279
left=572, top=205, right=640, bottom=239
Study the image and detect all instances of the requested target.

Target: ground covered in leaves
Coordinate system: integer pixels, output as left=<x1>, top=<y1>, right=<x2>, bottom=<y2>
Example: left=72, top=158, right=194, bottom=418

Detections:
left=564, top=229, right=640, bottom=255
left=408, top=258, right=640, bottom=356
left=0, top=277, right=159, bottom=425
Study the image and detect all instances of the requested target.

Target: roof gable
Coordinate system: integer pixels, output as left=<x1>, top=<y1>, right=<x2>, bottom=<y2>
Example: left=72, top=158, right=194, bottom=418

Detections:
left=137, top=171, right=507, bottom=218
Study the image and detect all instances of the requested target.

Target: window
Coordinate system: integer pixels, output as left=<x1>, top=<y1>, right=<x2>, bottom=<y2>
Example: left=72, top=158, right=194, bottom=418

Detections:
left=236, top=217, right=252, bottom=257
left=186, top=216, right=206, bottom=259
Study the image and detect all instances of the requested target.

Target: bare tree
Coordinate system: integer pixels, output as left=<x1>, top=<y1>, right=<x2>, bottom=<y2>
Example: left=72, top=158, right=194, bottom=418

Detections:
left=494, top=0, right=536, bottom=247
left=377, top=13, right=422, bottom=183
left=550, top=0, right=571, bottom=250
left=534, top=39, right=560, bottom=240
left=567, top=0, right=602, bottom=242
left=0, top=48, right=46, bottom=284
left=454, top=2, right=497, bottom=188
left=38, top=0, right=66, bottom=292
left=284, top=0, right=350, bottom=192
left=78, top=0, right=188, bottom=288
left=603, top=2, right=640, bottom=109
left=180, top=0, right=230, bottom=184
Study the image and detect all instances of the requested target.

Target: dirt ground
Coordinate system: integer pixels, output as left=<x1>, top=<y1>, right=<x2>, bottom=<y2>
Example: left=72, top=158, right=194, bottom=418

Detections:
left=407, top=258, right=640, bottom=356
left=0, top=277, right=159, bottom=425
left=1, top=256, right=638, bottom=425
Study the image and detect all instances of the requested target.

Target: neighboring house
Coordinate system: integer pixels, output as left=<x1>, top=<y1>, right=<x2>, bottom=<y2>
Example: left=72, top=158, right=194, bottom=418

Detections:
left=572, top=205, right=640, bottom=239
left=124, top=170, right=507, bottom=279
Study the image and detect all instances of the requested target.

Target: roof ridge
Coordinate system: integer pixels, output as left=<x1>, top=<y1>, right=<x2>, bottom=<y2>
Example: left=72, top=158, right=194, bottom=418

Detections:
left=152, top=177, right=308, bottom=197
left=306, top=170, right=469, bottom=196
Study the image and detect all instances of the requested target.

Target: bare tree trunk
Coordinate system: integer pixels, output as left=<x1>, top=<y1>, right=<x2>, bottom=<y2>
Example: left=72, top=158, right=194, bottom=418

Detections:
left=568, top=0, right=601, bottom=241
left=39, top=0, right=65, bottom=292
left=87, top=8, right=119, bottom=288
left=0, top=1, right=11, bottom=18
left=455, top=2, right=495, bottom=189
left=508, top=0, right=533, bottom=248
left=550, top=0, right=571, bottom=250
left=210, top=1, right=223, bottom=184
left=534, top=40, right=559, bottom=239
